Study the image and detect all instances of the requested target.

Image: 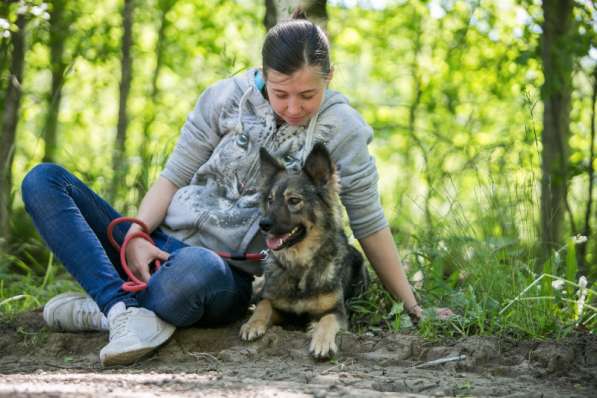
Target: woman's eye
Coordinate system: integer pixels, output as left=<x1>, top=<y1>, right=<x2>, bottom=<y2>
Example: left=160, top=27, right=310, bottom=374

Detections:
left=288, top=197, right=302, bottom=206
left=302, top=95, right=315, bottom=100
left=275, top=94, right=288, bottom=99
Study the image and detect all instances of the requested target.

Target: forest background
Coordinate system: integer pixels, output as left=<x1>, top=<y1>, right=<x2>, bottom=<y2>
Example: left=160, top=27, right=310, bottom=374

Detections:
left=0, top=0, right=596, bottom=339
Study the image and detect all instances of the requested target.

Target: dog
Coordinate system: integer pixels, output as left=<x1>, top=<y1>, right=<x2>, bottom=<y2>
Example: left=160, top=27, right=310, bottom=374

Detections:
left=240, top=143, right=368, bottom=358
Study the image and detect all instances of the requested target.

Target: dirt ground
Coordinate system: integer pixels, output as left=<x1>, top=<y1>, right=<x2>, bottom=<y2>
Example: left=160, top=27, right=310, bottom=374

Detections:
left=0, top=310, right=595, bottom=397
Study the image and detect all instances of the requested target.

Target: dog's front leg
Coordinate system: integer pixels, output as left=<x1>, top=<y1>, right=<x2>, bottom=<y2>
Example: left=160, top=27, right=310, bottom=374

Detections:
left=309, top=312, right=343, bottom=359
left=240, top=299, right=280, bottom=341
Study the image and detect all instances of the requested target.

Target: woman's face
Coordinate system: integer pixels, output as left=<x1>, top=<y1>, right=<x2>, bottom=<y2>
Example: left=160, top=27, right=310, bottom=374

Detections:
left=265, top=65, right=332, bottom=126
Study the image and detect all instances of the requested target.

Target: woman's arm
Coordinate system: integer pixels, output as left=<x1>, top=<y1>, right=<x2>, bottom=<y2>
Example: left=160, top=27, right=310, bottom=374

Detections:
left=125, top=176, right=178, bottom=237
left=358, top=226, right=423, bottom=320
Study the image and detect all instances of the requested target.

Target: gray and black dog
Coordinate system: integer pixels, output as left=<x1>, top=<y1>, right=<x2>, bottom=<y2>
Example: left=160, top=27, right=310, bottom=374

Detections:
left=240, top=143, right=368, bottom=358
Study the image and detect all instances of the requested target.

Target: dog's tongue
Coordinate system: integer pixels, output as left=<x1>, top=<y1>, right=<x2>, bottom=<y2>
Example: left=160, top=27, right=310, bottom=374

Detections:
left=266, top=233, right=290, bottom=250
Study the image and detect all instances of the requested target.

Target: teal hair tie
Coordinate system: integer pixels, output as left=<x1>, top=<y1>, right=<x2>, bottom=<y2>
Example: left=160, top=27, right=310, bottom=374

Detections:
left=255, top=70, right=265, bottom=91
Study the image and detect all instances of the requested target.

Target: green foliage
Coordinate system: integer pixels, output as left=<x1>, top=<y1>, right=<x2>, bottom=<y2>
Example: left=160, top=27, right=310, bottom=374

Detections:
left=0, top=252, right=80, bottom=316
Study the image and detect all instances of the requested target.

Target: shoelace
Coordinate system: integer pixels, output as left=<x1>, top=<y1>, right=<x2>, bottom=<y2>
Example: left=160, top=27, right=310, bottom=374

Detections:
left=109, top=309, right=131, bottom=341
left=75, top=299, right=105, bottom=330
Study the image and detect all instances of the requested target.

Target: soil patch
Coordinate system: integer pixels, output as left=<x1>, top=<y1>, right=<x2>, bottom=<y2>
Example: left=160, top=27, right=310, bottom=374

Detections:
left=1, top=310, right=595, bottom=397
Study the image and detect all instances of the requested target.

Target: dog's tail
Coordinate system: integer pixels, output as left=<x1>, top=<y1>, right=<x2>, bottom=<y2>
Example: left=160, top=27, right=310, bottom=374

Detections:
left=344, top=245, right=369, bottom=301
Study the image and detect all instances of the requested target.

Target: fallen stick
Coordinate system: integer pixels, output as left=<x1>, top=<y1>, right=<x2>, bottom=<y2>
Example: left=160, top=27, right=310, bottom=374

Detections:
left=412, top=354, right=467, bottom=368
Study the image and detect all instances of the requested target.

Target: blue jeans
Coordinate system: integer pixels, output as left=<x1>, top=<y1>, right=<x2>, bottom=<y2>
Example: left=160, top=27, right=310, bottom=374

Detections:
left=21, top=163, right=253, bottom=327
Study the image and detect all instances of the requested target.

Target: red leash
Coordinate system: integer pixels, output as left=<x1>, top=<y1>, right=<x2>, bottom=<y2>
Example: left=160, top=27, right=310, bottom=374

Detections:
left=107, top=217, right=159, bottom=292
left=107, top=216, right=266, bottom=293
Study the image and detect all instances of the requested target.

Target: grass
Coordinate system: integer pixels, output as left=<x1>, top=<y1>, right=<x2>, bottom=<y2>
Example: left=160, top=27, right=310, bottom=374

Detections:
left=0, top=249, right=81, bottom=318
left=2, top=214, right=595, bottom=340
left=347, top=232, right=596, bottom=340
left=348, top=171, right=596, bottom=340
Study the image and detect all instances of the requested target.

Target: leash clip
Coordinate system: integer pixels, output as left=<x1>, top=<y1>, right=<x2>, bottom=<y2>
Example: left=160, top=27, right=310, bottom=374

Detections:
left=259, top=249, right=269, bottom=261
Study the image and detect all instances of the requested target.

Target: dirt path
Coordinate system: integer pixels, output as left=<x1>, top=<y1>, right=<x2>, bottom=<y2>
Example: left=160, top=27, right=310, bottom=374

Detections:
left=1, top=310, right=595, bottom=397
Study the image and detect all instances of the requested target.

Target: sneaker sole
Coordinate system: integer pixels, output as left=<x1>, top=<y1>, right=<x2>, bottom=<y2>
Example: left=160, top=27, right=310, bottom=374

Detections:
left=100, top=327, right=175, bottom=366
left=101, top=346, right=158, bottom=367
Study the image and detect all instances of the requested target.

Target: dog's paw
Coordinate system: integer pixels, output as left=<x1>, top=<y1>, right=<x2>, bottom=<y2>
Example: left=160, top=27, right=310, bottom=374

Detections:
left=309, top=327, right=337, bottom=359
left=240, top=319, right=268, bottom=341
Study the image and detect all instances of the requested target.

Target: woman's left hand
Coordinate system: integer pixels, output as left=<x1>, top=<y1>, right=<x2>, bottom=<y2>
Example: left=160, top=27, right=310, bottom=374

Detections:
left=434, top=307, right=455, bottom=319
left=408, top=306, right=455, bottom=325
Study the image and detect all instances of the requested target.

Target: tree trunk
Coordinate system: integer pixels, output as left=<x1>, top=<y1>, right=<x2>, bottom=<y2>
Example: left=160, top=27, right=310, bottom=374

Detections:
left=540, top=0, right=574, bottom=255
left=406, top=10, right=433, bottom=230
left=0, top=3, right=11, bottom=106
left=578, top=65, right=596, bottom=277
left=0, top=12, right=26, bottom=246
left=264, top=0, right=327, bottom=30
left=134, top=0, right=176, bottom=206
left=43, top=0, right=68, bottom=163
left=110, top=0, right=134, bottom=202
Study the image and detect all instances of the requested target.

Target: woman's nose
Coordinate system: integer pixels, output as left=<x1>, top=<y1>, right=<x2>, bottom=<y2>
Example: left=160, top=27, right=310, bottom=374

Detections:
left=287, top=97, right=302, bottom=115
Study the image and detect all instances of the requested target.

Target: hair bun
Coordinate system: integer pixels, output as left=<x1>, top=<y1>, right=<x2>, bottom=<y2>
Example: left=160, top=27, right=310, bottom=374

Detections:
left=291, top=8, right=308, bottom=20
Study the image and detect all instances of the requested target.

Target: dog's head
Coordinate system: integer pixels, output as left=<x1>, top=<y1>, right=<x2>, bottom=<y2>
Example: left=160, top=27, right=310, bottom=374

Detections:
left=258, top=143, right=341, bottom=253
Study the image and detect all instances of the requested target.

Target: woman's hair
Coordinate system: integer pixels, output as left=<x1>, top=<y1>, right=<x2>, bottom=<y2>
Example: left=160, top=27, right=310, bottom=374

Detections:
left=261, top=9, right=331, bottom=78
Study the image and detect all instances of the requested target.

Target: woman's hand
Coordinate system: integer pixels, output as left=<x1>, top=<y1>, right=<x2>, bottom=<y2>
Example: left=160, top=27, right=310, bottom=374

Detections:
left=124, top=237, right=170, bottom=282
left=434, top=307, right=455, bottom=319
left=119, top=176, right=178, bottom=282
left=406, top=303, right=424, bottom=325
left=407, top=304, right=454, bottom=325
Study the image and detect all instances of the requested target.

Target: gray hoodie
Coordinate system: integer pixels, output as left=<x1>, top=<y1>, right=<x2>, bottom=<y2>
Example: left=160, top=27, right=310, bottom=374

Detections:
left=160, top=68, right=387, bottom=275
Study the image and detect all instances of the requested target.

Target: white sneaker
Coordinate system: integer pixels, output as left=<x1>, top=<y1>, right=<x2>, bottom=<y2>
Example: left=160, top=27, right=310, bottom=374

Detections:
left=99, top=302, right=176, bottom=366
left=43, top=292, right=108, bottom=332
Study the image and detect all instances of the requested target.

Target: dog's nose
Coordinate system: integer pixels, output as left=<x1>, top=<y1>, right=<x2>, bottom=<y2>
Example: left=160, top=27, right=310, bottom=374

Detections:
left=259, top=218, right=273, bottom=232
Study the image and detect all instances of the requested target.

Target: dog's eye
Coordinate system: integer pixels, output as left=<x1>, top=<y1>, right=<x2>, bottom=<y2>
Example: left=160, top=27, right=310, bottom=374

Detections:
left=266, top=195, right=273, bottom=205
left=287, top=197, right=302, bottom=206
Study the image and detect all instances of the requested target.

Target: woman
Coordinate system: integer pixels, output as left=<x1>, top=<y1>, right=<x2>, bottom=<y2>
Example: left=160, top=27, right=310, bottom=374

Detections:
left=22, top=12, right=439, bottom=366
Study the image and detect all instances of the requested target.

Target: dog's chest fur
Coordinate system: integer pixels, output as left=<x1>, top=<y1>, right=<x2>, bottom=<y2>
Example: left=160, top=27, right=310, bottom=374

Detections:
left=262, top=234, right=349, bottom=315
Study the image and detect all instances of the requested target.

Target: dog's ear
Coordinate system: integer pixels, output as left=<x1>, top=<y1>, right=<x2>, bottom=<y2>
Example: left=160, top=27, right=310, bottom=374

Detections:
left=259, top=147, right=285, bottom=188
left=303, top=143, right=334, bottom=186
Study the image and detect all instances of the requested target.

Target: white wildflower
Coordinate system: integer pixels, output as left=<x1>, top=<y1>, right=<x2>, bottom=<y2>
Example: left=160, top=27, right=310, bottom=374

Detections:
left=576, top=276, right=588, bottom=324
left=17, top=2, right=28, bottom=15
left=42, top=12, right=50, bottom=20
left=411, top=270, right=424, bottom=289
left=553, top=250, right=560, bottom=264
left=416, top=254, right=426, bottom=265
left=551, top=279, right=565, bottom=290
left=31, top=6, right=43, bottom=16
left=0, top=18, right=9, bottom=30
left=438, top=240, right=448, bottom=252
left=2, top=30, right=10, bottom=38
left=464, top=246, right=474, bottom=261
left=578, top=276, right=587, bottom=289
left=573, top=235, right=588, bottom=244
left=458, top=270, right=469, bottom=282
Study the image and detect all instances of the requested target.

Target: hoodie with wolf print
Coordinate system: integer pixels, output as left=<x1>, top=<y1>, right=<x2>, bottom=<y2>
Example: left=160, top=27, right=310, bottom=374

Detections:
left=160, top=68, right=388, bottom=275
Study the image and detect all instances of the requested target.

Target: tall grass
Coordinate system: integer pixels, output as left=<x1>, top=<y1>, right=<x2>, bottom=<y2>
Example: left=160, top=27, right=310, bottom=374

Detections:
left=351, top=175, right=596, bottom=339
left=0, top=251, right=80, bottom=318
